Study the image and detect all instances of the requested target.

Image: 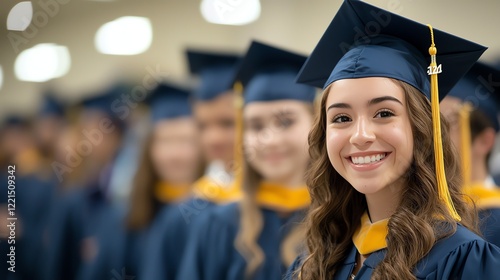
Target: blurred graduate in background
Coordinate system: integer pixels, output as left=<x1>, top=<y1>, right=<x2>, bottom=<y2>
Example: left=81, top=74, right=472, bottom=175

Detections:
left=141, top=50, right=241, bottom=280
left=0, top=90, right=67, bottom=280
left=34, top=91, right=68, bottom=182
left=77, top=82, right=202, bottom=280
left=42, top=85, right=128, bottom=280
left=0, top=115, right=54, bottom=280
left=440, top=61, right=500, bottom=247
left=177, top=41, right=316, bottom=280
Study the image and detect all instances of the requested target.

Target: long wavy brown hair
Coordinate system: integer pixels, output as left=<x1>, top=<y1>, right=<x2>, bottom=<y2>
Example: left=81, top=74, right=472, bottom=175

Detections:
left=125, top=133, right=162, bottom=230
left=298, top=79, right=479, bottom=280
left=235, top=102, right=316, bottom=280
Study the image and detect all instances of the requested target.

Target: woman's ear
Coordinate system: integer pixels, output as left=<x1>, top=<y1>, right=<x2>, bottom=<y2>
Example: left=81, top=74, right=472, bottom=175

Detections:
left=471, top=127, right=496, bottom=158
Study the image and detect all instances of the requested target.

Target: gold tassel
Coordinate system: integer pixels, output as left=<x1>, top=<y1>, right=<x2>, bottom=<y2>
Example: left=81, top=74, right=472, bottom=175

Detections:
left=233, top=81, right=245, bottom=188
left=427, top=24, right=461, bottom=221
left=459, top=103, right=473, bottom=187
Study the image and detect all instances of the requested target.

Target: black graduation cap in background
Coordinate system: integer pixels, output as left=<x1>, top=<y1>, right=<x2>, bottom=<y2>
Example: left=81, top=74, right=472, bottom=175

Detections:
left=186, top=49, right=240, bottom=101
left=233, top=40, right=316, bottom=105
left=146, top=82, right=192, bottom=123
left=448, top=62, right=500, bottom=131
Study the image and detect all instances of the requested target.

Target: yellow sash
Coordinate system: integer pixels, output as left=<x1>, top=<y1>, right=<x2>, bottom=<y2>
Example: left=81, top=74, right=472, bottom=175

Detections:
left=463, top=183, right=500, bottom=209
left=15, top=148, right=43, bottom=175
left=192, top=175, right=242, bottom=204
left=255, top=182, right=310, bottom=212
left=352, top=212, right=389, bottom=255
left=154, top=182, right=191, bottom=203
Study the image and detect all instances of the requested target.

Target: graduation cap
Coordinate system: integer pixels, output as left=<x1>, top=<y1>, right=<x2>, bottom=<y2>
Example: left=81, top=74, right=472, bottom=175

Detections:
left=448, top=62, right=500, bottom=131
left=186, top=49, right=240, bottom=101
left=81, top=84, right=128, bottom=131
left=39, top=91, right=65, bottom=118
left=146, top=82, right=192, bottom=123
left=1, top=115, right=28, bottom=129
left=234, top=40, right=316, bottom=105
left=297, top=0, right=486, bottom=98
left=447, top=62, right=500, bottom=186
left=297, top=0, right=488, bottom=221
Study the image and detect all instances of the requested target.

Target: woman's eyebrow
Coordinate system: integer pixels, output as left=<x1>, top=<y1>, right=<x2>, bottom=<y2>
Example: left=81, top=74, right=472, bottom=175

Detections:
left=326, top=103, right=350, bottom=111
left=274, top=110, right=296, bottom=117
left=368, top=96, right=403, bottom=106
left=326, top=96, right=402, bottom=111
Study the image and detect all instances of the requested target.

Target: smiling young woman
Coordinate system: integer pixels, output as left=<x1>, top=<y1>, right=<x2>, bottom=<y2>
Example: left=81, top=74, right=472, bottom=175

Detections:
left=285, top=0, right=500, bottom=279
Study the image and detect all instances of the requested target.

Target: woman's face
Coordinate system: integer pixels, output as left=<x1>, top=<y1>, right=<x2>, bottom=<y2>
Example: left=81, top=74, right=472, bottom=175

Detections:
left=150, top=117, right=201, bottom=184
left=325, top=77, right=413, bottom=195
left=244, top=100, right=313, bottom=185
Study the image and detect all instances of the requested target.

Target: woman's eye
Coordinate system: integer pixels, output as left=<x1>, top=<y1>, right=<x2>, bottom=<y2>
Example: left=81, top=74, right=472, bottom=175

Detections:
left=332, top=115, right=351, bottom=123
left=278, top=118, right=294, bottom=128
left=375, top=110, right=395, bottom=118
left=248, top=123, right=263, bottom=132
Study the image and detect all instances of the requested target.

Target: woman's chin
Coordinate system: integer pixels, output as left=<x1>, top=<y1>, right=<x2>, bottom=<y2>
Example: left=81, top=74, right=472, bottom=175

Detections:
left=349, top=182, right=386, bottom=195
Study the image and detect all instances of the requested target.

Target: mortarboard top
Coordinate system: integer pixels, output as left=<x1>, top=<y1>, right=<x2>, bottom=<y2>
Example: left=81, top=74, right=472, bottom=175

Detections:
left=186, top=49, right=240, bottom=101
left=81, top=83, right=128, bottom=130
left=234, top=40, right=316, bottom=105
left=39, top=90, right=65, bottom=118
left=297, top=0, right=487, bottom=101
left=448, top=62, right=500, bottom=131
left=146, top=82, right=192, bottom=123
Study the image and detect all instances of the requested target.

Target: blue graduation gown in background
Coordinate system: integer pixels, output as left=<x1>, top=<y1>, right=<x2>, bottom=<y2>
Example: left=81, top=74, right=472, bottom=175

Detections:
left=177, top=202, right=304, bottom=280
left=140, top=197, right=216, bottom=280
left=15, top=174, right=55, bottom=280
left=0, top=172, right=12, bottom=280
left=285, top=224, right=500, bottom=280
left=479, top=208, right=500, bottom=247
left=0, top=173, right=56, bottom=280
left=42, top=182, right=117, bottom=280
left=76, top=218, right=146, bottom=280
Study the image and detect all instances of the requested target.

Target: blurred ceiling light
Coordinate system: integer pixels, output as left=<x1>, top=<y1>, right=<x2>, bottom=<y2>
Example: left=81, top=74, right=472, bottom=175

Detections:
left=95, top=16, right=152, bottom=55
left=0, top=66, right=3, bottom=91
left=7, top=1, right=33, bottom=31
left=14, top=43, right=71, bottom=82
left=200, top=0, right=261, bottom=25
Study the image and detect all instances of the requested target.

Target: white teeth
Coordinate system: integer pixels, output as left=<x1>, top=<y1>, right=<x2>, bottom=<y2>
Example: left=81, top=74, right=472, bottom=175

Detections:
left=350, top=153, right=386, bottom=165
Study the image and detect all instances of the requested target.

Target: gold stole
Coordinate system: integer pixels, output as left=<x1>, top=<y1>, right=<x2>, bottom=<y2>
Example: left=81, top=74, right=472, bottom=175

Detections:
left=255, top=181, right=310, bottom=211
left=463, top=183, right=500, bottom=209
left=192, top=175, right=242, bottom=204
left=154, top=182, right=191, bottom=203
left=14, top=148, right=43, bottom=175
left=352, top=212, right=389, bottom=255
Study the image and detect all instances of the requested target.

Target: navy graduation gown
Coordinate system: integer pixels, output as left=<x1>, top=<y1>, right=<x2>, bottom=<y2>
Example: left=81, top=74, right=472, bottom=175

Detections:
left=479, top=208, right=500, bottom=247
left=42, top=184, right=117, bottom=280
left=0, top=173, right=55, bottom=280
left=177, top=202, right=303, bottom=280
left=15, top=174, right=55, bottom=280
left=285, top=224, right=500, bottom=280
left=75, top=205, right=128, bottom=280
left=140, top=198, right=216, bottom=280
